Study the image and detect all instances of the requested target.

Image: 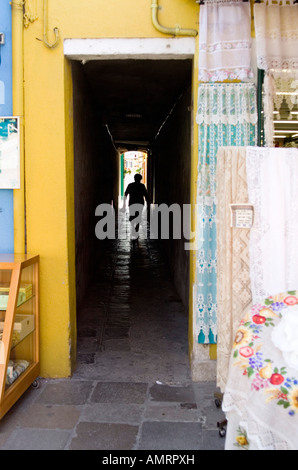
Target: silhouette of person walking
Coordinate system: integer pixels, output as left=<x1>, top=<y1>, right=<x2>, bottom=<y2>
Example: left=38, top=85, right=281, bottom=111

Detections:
left=122, top=173, right=149, bottom=238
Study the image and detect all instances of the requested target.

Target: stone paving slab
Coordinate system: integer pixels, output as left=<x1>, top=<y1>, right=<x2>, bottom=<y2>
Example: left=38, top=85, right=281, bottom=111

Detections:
left=2, top=428, right=72, bottom=450
left=91, top=382, right=148, bottom=404
left=143, top=402, right=200, bottom=422
left=17, top=404, right=82, bottom=429
left=70, top=422, right=139, bottom=450
left=35, top=380, right=94, bottom=406
left=149, top=383, right=196, bottom=403
left=137, top=422, right=203, bottom=450
left=81, top=403, right=144, bottom=424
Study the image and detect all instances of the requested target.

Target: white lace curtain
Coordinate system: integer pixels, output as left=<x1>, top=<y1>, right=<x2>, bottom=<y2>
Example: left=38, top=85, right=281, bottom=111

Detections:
left=263, top=69, right=298, bottom=146
left=254, top=1, right=298, bottom=71
left=216, top=147, right=252, bottom=392
left=246, top=147, right=298, bottom=304
left=198, top=1, right=253, bottom=82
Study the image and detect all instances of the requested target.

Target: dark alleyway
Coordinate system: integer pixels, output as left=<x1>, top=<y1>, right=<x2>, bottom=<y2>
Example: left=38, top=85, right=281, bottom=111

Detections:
left=76, top=233, right=191, bottom=382
left=0, top=228, right=225, bottom=450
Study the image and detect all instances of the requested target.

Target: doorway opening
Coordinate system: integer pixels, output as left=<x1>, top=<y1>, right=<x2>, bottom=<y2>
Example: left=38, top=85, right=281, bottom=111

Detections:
left=120, top=150, right=148, bottom=203
left=69, top=51, right=194, bottom=375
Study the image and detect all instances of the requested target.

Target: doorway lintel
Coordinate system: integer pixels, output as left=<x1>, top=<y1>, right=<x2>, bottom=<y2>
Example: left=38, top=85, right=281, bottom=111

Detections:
left=64, top=37, right=196, bottom=62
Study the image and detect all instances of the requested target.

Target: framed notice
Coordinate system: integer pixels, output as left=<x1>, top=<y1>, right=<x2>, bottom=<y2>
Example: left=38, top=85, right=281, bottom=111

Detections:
left=230, top=203, right=254, bottom=228
left=0, top=117, right=20, bottom=189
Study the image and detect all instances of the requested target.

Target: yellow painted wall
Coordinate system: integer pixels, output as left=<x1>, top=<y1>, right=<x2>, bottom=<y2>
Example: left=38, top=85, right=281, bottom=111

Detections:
left=189, top=43, right=199, bottom=361
left=24, top=29, right=74, bottom=376
left=19, top=0, right=199, bottom=377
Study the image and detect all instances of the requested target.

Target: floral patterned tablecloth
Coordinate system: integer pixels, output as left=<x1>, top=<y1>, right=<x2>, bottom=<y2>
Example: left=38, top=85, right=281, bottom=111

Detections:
left=222, top=291, right=298, bottom=450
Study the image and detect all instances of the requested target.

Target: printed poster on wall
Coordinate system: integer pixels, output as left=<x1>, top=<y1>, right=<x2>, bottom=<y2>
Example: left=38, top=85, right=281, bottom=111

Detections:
left=0, top=117, right=20, bottom=189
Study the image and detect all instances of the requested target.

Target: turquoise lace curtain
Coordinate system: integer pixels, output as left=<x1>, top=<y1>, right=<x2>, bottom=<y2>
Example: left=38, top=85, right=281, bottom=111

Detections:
left=195, top=83, right=257, bottom=344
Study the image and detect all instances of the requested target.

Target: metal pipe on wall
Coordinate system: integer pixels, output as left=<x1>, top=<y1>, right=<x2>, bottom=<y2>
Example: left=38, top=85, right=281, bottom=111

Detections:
left=151, top=0, right=198, bottom=37
left=11, top=0, right=25, bottom=253
left=43, top=0, right=59, bottom=48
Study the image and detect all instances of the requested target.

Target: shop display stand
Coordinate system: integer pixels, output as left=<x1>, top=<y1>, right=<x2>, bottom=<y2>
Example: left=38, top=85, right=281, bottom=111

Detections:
left=0, top=254, right=39, bottom=419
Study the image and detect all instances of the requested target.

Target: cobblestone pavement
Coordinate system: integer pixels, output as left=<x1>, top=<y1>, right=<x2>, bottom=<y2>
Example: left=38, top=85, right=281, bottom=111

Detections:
left=0, top=234, right=226, bottom=451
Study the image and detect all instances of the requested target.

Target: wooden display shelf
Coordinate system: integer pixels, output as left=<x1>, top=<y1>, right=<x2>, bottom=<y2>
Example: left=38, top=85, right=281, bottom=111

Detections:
left=0, top=254, right=39, bottom=419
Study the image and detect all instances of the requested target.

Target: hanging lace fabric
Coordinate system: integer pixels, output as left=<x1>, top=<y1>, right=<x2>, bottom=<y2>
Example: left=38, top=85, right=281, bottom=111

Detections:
left=246, top=147, right=298, bottom=304
left=263, top=69, right=298, bottom=147
left=254, top=1, right=298, bottom=146
left=198, top=0, right=253, bottom=82
left=216, top=147, right=253, bottom=392
left=254, top=0, right=298, bottom=72
left=195, top=83, right=257, bottom=344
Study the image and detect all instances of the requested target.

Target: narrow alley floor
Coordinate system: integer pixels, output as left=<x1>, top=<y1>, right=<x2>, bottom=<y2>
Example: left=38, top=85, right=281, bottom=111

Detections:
left=0, top=228, right=225, bottom=451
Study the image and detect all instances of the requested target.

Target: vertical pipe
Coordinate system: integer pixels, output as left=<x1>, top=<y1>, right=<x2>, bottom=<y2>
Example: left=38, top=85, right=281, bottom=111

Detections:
left=11, top=0, right=25, bottom=253
left=0, top=1, right=14, bottom=254
left=257, top=68, right=264, bottom=147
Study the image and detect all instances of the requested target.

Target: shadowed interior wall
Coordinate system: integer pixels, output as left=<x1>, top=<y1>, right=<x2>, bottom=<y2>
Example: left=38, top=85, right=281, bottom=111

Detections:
left=72, top=62, right=118, bottom=309
left=153, top=86, right=191, bottom=309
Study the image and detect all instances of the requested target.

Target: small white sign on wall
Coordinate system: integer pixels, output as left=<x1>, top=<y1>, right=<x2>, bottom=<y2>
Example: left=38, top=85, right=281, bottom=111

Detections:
left=0, top=117, right=20, bottom=189
left=230, top=203, right=254, bottom=229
